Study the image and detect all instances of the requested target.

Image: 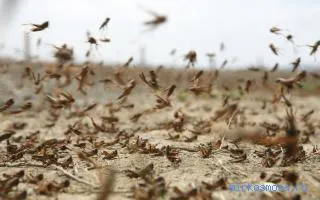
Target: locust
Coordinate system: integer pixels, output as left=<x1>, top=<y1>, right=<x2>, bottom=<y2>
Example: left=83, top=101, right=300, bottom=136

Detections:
left=87, top=36, right=98, bottom=49
left=269, top=43, right=280, bottom=55
left=139, top=70, right=161, bottom=91
left=99, top=17, right=111, bottom=30
left=123, top=57, right=134, bottom=68
left=99, top=38, right=111, bottom=43
left=117, top=80, right=136, bottom=100
left=271, top=63, right=279, bottom=72
left=184, top=50, right=197, bottom=67
left=154, top=84, right=176, bottom=110
left=291, top=57, right=301, bottom=72
left=276, top=70, right=306, bottom=91
left=307, top=40, right=320, bottom=56
left=23, top=21, right=49, bottom=32
left=140, top=5, right=167, bottom=30
left=220, top=60, right=228, bottom=69
left=188, top=70, right=212, bottom=96
left=0, top=98, right=14, bottom=112
left=270, top=26, right=282, bottom=35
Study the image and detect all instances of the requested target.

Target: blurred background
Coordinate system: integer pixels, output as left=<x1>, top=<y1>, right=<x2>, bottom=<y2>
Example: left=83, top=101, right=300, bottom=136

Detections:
left=0, top=0, right=320, bottom=68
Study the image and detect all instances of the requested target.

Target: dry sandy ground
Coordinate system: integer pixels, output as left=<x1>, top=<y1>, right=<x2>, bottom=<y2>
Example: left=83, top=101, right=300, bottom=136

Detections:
left=0, top=63, right=320, bottom=200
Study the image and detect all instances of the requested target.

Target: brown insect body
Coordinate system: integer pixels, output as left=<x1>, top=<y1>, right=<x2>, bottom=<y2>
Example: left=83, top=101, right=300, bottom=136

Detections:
left=99, top=17, right=111, bottom=30
left=269, top=43, right=280, bottom=55
left=24, top=21, right=49, bottom=32
left=291, top=57, right=301, bottom=72
left=184, top=50, right=197, bottom=67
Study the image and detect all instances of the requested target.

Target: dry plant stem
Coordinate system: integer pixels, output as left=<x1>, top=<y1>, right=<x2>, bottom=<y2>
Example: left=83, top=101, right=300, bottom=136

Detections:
left=213, top=149, right=230, bottom=154
left=213, top=156, right=233, bottom=174
left=172, top=146, right=198, bottom=152
left=220, top=136, right=225, bottom=150
left=227, top=110, right=238, bottom=129
left=0, top=163, right=101, bottom=188
left=73, top=161, right=80, bottom=176
left=53, top=165, right=100, bottom=188
left=0, top=162, right=47, bottom=168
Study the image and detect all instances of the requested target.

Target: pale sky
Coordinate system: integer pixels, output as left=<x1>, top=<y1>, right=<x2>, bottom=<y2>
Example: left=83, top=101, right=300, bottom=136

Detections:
left=0, top=0, right=320, bottom=68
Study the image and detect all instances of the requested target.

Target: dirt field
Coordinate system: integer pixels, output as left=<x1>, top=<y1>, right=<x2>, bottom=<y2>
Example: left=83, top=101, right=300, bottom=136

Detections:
left=0, top=61, right=319, bottom=200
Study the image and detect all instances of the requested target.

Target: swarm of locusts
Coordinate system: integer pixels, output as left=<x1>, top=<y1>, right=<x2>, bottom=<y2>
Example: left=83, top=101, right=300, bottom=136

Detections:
left=0, top=7, right=320, bottom=200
